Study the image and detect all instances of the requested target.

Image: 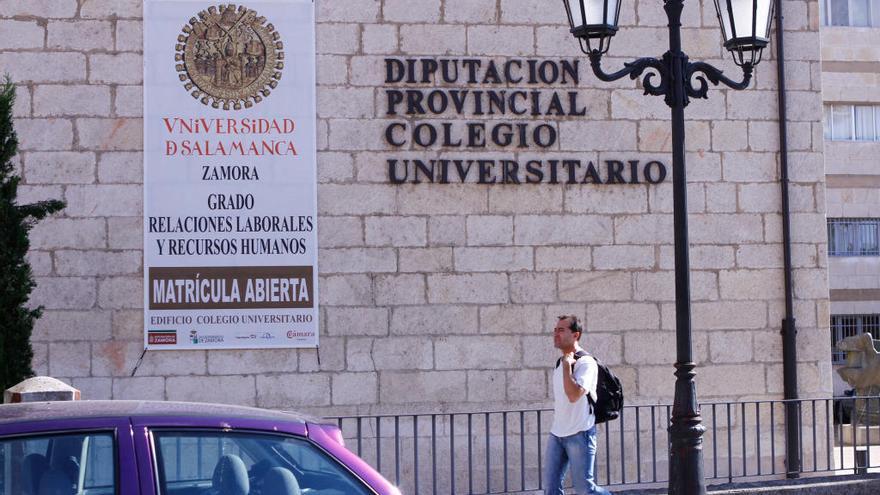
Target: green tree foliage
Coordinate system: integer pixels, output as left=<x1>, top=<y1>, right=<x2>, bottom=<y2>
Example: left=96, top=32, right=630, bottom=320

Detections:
left=0, top=79, right=64, bottom=396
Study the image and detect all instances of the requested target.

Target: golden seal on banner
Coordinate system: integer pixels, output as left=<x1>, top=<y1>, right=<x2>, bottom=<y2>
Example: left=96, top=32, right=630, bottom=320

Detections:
left=175, top=4, right=283, bottom=110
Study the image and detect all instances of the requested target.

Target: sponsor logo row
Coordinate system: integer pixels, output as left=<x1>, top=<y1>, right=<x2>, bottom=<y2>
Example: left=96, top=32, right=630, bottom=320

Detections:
left=148, top=329, right=316, bottom=345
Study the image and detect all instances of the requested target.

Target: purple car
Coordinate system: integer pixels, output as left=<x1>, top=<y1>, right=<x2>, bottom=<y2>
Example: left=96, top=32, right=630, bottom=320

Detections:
left=0, top=400, right=401, bottom=495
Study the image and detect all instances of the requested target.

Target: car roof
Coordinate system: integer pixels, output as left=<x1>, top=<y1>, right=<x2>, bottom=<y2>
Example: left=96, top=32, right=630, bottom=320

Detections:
left=0, top=400, right=321, bottom=426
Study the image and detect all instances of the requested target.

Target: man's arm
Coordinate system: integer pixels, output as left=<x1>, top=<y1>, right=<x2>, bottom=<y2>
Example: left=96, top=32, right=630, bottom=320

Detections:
left=561, top=354, right=586, bottom=403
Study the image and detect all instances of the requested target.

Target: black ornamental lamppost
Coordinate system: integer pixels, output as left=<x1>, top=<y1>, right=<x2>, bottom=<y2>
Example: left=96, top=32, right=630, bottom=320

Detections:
left=559, top=0, right=775, bottom=493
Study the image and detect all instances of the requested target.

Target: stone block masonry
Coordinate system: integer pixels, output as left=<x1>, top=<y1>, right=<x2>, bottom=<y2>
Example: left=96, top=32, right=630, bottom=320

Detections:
left=4, top=0, right=829, bottom=426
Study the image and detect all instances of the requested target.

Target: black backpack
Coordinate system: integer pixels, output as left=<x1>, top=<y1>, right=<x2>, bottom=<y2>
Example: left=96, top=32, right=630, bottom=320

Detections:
left=557, top=351, right=624, bottom=424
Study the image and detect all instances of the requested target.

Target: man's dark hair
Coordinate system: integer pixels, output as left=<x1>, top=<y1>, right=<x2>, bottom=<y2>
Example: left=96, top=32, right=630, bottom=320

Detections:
left=557, top=315, right=583, bottom=339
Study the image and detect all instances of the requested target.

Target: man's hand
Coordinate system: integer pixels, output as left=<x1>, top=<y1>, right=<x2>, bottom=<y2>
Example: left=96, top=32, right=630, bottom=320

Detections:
left=562, top=352, right=576, bottom=367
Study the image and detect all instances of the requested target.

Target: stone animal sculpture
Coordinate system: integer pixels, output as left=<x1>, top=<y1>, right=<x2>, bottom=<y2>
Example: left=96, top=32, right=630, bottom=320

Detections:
left=837, top=333, right=880, bottom=390
left=836, top=332, right=880, bottom=426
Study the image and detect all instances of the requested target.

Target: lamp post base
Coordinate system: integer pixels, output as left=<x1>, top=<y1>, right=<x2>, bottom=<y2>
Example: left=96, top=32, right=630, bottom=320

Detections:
left=668, top=361, right=707, bottom=495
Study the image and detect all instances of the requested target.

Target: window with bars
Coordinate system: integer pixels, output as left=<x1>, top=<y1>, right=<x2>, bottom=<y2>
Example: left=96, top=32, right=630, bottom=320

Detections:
left=821, top=0, right=880, bottom=26
left=828, top=218, right=880, bottom=256
left=823, top=104, right=880, bottom=141
left=831, top=314, right=880, bottom=364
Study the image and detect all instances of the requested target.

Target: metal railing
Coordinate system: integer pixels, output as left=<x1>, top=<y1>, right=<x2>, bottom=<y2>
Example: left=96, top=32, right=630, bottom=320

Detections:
left=329, top=396, right=880, bottom=494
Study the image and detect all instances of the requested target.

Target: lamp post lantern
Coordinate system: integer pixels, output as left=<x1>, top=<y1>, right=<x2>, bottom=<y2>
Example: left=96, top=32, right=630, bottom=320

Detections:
left=560, top=0, right=775, bottom=494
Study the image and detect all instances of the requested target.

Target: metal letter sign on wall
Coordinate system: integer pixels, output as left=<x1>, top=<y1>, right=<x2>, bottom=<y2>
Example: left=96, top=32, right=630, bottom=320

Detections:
left=143, top=0, right=318, bottom=350
left=381, top=57, right=669, bottom=185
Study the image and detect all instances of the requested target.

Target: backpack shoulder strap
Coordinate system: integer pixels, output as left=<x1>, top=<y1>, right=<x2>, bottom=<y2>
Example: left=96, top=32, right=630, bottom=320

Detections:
left=578, top=351, right=600, bottom=364
left=574, top=351, right=595, bottom=369
left=556, top=350, right=589, bottom=368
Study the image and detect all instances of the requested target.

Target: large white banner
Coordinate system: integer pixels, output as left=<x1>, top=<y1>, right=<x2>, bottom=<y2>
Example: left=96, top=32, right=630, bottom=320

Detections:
left=143, top=0, right=317, bottom=350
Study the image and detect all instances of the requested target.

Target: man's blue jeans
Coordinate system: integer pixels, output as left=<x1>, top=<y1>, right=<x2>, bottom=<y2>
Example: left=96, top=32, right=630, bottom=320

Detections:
left=543, top=426, right=611, bottom=495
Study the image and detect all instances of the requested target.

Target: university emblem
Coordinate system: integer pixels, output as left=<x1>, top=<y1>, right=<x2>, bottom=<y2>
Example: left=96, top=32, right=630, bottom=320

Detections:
left=175, top=4, right=283, bottom=110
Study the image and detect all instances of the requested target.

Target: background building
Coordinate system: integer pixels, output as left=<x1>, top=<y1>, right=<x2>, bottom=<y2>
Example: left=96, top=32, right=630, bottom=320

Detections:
left=820, top=0, right=880, bottom=395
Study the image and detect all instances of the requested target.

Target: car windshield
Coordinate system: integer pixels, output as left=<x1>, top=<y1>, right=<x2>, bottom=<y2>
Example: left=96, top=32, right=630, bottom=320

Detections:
left=152, top=429, right=373, bottom=495
left=0, top=431, right=116, bottom=495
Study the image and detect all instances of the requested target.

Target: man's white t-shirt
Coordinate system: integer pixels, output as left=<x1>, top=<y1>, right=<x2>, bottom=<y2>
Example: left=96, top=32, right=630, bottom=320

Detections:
left=550, top=353, right=598, bottom=437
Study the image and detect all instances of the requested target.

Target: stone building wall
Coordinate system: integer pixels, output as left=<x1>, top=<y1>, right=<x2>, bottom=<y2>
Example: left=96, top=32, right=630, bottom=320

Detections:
left=1, top=0, right=830, bottom=423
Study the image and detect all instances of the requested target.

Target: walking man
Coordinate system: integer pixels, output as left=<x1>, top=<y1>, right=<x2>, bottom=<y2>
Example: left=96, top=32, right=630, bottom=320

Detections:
left=544, top=315, right=612, bottom=495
